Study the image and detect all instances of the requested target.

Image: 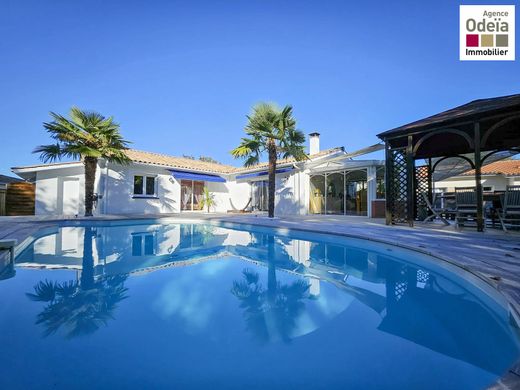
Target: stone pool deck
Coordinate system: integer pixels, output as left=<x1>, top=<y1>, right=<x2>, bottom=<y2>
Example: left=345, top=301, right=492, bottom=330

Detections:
left=1, top=213, right=520, bottom=388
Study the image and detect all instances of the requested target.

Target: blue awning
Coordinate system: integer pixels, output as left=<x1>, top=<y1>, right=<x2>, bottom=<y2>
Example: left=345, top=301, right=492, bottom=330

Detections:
left=236, top=167, right=293, bottom=180
left=169, top=169, right=226, bottom=183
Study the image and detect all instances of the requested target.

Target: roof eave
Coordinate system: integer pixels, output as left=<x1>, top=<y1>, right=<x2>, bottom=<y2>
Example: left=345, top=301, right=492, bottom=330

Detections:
left=11, top=161, right=83, bottom=173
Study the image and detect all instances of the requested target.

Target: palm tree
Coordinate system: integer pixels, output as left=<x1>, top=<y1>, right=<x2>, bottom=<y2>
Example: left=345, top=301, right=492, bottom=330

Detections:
left=231, top=103, right=307, bottom=218
left=26, top=227, right=128, bottom=338
left=231, top=235, right=310, bottom=343
left=199, top=187, right=216, bottom=213
left=27, top=275, right=128, bottom=338
left=34, top=107, right=131, bottom=216
left=231, top=267, right=309, bottom=343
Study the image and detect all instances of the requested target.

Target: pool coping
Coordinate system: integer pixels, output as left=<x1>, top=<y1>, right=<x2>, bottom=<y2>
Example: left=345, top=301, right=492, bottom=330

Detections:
left=2, top=214, right=520, bottom=388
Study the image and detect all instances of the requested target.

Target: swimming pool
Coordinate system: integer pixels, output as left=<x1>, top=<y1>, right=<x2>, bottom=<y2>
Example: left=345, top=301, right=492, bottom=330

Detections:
left=1, top=220, right=519, bottom=389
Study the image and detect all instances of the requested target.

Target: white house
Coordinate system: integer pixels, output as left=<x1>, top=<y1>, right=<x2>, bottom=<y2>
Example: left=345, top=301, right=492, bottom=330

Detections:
left=435, top=159, right=520, bottom=193
left=11, top=134, right=385, bottom=217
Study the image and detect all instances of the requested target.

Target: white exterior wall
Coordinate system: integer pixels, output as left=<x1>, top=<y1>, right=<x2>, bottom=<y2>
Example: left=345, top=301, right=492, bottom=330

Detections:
left=101, top=163, right=252, bottom=215
left=35, top=166, right=85, bottom=215
left=29, top=157, right=385, bottom=217
left=510, top=177, right=520, bottom=186
left=207, top=180, right=249, bottom=213
left=216, top=178, right=250, bottom=212
left=102, top=163, right=179, bottom=215
left=275, top=170, right=307, bottom=215
left=435, top=175, right=510, bottom=192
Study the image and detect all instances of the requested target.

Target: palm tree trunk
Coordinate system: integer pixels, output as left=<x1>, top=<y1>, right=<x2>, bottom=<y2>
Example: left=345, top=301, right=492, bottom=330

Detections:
left=267, top=139, right=277, bottom=218
left=81, top=227, right=95, bottom=290
left=267, top=235, right=277, bottom=302
left=84, top=157, right=97, bottom=217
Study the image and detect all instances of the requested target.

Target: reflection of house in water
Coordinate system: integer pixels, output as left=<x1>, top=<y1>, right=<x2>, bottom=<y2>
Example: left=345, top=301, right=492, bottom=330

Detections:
left=18, top=224, right=183, bottom=275
left=15, top=222, right=520, bottom=372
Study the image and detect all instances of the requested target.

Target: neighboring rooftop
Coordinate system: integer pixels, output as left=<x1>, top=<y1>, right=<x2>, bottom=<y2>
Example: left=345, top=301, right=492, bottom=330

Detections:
left=0, top=174, right=23, bottom=184
left=462, top=159, right=520, bottom=177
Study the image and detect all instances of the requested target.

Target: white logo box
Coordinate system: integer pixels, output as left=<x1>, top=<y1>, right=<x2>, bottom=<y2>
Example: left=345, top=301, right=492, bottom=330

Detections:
left=460, top=5, right=515, bottom=61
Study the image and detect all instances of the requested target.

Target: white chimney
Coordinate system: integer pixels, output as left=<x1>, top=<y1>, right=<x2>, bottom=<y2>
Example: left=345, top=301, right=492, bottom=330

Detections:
left=309, top=132, right=320, bottom=155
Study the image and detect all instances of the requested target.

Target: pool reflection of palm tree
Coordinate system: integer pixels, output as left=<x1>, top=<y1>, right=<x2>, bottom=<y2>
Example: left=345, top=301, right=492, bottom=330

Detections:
left=231, top=236, right=310, bottom=343
left=27, top=227, right=128, bottom=338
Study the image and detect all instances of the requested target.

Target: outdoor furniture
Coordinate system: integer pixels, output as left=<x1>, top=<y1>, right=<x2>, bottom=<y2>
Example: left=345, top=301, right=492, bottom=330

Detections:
left=454, top=187, right=480, bottom=229
left=0, top=239, right=17, bottom=264
left=378, top=94, right=520, bottom=232
left=228, top=197, right=252, bottom=213
left=421, top=192, right=450, bottom=226
left=498, top=185, right=520, bottom=232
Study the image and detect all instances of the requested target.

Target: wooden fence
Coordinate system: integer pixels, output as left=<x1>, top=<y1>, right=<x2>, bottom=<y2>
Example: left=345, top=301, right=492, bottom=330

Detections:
left=5, top=182, right=35, bottom=216
left=0, top=184, right=6, bottom=216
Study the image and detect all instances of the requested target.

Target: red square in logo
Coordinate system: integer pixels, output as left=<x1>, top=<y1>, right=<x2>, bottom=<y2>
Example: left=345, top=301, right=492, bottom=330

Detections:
left=466, top=34, right=479, bottom=47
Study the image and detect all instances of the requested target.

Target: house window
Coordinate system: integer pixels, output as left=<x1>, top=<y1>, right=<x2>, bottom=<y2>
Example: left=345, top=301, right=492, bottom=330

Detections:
left=131, top=233, right=155, bottom=256
left=133, top=175, right=156, bottom=196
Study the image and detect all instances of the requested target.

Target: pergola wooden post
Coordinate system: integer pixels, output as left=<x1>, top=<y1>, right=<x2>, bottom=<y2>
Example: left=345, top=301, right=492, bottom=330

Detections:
left=378, top=94, right=520, bottom=231
left=384, top=141, right=392, bottom=225
left=406, top=135, right=415, bottom=227
left=473, top=122, right=484, bottom=231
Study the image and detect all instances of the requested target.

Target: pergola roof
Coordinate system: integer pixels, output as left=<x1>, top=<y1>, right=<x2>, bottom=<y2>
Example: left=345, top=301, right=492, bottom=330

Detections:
left=378, top=93, right=520, bottom=230
left=378, top=93, right=520, bottom=139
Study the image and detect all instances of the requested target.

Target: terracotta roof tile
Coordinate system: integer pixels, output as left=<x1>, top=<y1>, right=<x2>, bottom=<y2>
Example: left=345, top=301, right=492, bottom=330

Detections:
left=12, top=147, right=344, bottom=174
left=462, top=160, right=520, bottom=176
left=124, top=149, right=238, bottom=174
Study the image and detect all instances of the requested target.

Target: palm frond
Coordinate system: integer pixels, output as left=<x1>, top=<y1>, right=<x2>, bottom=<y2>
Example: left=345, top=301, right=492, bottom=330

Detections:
left=232, top=102, right=306, bottom=171
left=26, top=280, right=58, bottom=302
left=35, top=107, right=132, bottom=164
left=32, top=144, right=68, bottom=162
left=244, top=155, right=260, bottom=167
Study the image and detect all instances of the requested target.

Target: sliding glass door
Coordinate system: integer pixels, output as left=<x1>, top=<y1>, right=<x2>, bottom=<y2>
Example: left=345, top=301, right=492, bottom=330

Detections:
left=192, top=181, right=204, bottom=210
left=251, top=180, right=268, bottom=211
left=309, top=175, right=325, bottom=214
left=309, top=169, right=368, bottom=216
left=326, top=172, right=344, bottom=214
left=181, top=180, right=204, bottom=211
left=345, top=170, right=367, bottom=216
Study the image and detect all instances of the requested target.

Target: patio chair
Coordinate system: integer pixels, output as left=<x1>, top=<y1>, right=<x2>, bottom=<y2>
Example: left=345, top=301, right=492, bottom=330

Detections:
left=454, top=187, right=479, bottom=229
left=498, top=185, right=520, bottom=232
left=421, top=192, right=450, bottom=226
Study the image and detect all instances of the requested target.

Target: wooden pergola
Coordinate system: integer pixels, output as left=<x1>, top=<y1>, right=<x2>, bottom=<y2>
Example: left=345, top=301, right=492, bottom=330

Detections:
left=377, top=94, right=520, bottom=231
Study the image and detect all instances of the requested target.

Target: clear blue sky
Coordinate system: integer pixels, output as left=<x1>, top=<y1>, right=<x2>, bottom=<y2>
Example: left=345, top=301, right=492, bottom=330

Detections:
left=1, top=0, right=518, bottom=175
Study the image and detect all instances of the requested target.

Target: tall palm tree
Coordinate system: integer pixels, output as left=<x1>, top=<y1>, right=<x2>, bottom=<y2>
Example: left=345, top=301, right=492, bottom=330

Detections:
left=231, top=267, right=310, bottom=343
left=231, top=235, right=310, bottom=343
left=26, top=227, right=128, bottom=338
left=231, top=103, right=307, bottom=218
left=27, top=274, right=128, bottom=338
left=34, top=107, right=131, bottom=216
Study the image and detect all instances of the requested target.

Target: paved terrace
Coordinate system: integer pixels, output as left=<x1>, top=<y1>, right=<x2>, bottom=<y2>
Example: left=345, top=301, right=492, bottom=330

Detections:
left=1, top=213, right=520, bottom=387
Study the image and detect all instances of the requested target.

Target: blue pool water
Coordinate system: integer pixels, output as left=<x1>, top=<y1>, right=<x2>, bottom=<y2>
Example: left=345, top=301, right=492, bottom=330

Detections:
left=1, top=221, right=519, bottom=389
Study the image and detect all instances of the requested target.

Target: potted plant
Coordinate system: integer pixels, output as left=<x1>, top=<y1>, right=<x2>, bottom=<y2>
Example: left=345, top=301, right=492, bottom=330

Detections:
left=200, top=187, right=216, bottom=213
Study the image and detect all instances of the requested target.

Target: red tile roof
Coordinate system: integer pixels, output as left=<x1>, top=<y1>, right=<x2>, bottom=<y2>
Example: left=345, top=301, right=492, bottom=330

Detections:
left=12, top=147, right=344, bottom=174
left=462, top=160, right=520, bottom=176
